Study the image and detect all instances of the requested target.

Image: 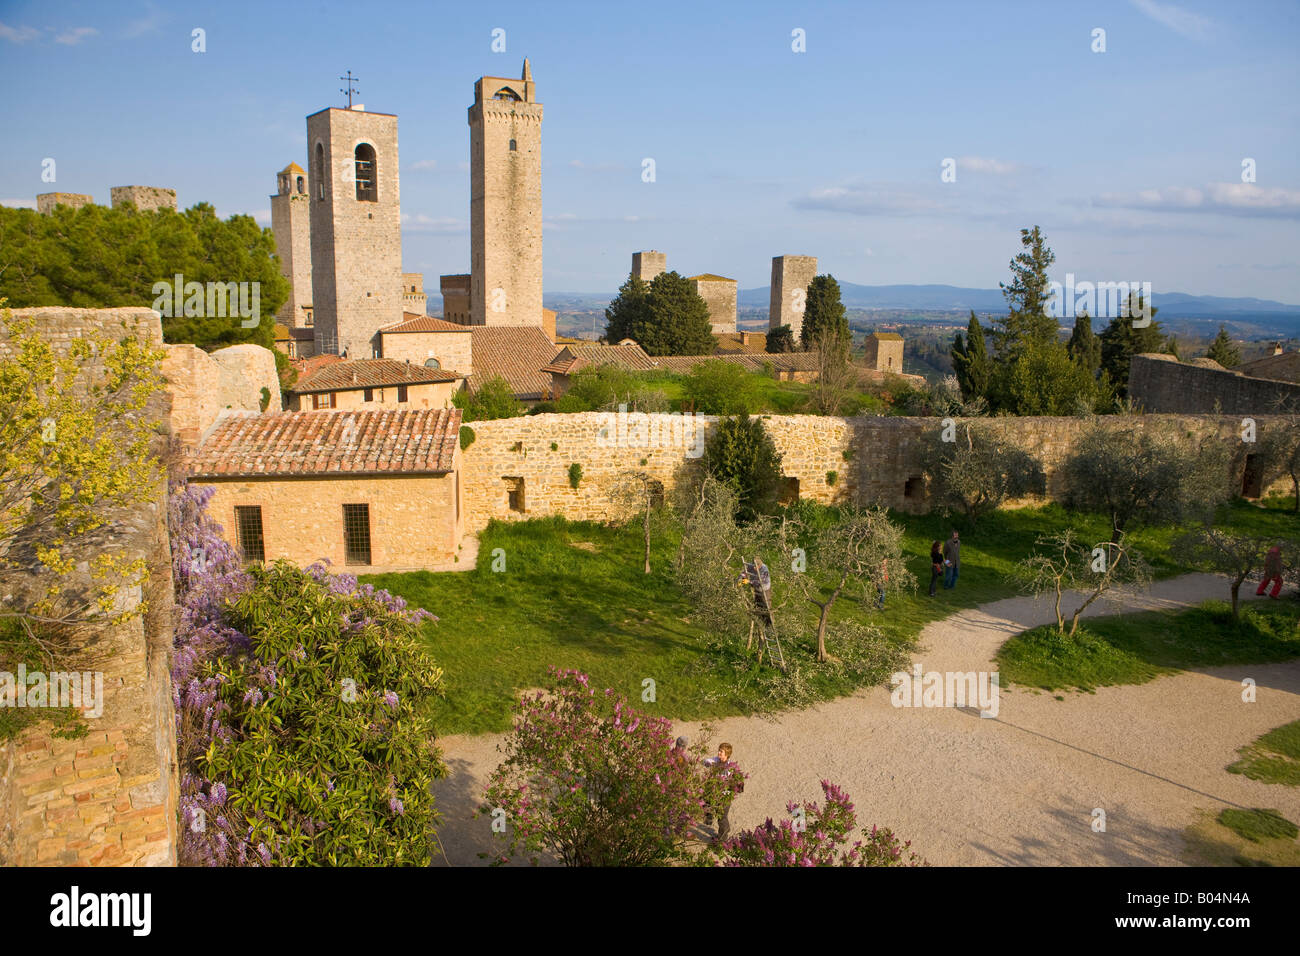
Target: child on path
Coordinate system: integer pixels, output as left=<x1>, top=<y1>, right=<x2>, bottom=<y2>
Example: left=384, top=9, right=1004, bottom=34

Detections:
left=1257, top=545, right=1284, bottom=599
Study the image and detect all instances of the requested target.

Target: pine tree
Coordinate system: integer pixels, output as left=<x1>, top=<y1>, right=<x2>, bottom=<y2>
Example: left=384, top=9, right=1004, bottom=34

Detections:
left=799, top=274, right=849, bottom=355
left=1098, top=293, right=1165, bottom=398
left=1067, top=311, right=1101, bottom=374
left=765, top=324, right=795, bottom=353
left=951, top=310, right=991, bottom=401
left=1205, top=324, right=1241, bottom=368
left=994, top=226, right=1059, bottom=360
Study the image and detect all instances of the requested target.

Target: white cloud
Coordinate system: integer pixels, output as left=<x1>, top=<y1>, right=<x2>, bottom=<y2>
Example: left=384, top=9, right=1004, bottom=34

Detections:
left=0, top=21, right=39, bottom=43
left=1130, top=0, right=1212, bottom=40
left=1091, top=183, right=1300, bottom=218
left=955, top=156, right=1022, bottom=175
left=55, top=26, right=98, bottom=45
left=408, top=159, right=438, bottom=172
left=792, top=182, right=954, bottom=217
left=1, top=198, right=36, bottom=209
left=122, top=3, right=164, bottom=39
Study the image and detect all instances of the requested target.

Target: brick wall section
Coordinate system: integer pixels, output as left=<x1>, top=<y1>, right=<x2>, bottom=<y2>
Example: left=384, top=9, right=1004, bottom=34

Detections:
left=460, top=412, right=1293, bottom=532
left=109, top=186, right=176, bottom=212
left=1130, top=353, right=1300, bottom=415
left=0, top=307, right=177, bottom=867
left=36, top=193, right=94, bottom=215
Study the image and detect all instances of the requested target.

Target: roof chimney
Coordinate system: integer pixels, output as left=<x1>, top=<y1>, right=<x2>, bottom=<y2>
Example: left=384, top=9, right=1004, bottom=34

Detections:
left=1274, top=342, right=1284, bottom=356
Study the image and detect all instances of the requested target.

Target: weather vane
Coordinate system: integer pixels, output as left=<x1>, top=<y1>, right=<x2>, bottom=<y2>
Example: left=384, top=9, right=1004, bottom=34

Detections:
left=339, top=71, right=360, bottom=108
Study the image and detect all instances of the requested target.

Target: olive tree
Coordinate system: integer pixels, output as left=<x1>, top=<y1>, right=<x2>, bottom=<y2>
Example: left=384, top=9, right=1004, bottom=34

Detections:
left=1009, top=530, right=1152, bottom=636
left=1060, top=421, right=1234, bottom=542
left=920, top=420, right=1046, bottom=525
left=1172, top=528, right=1295, bottom=618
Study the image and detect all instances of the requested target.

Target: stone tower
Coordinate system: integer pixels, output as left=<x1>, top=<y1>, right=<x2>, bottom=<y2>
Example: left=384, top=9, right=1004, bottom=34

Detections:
left=110, top=186, right=177, bottom=212
left=307, top=105, right=402, bottom=358
left=469, top=59, right=543, bottom=327
left=271, top=163, right=313, bottom=328
left=632, top=251, right=666, bottom=284
left=769, top=255, right=818, bottom=337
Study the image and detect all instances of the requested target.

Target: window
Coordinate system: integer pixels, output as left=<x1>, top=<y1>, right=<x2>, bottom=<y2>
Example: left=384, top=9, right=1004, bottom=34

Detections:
left=312, top=392, right=336, bottom=410
left=234, top=506, right=265, bottom=564
left=424, top=357, right=441, bottom=369
left=397, top=385, right=408, bottom=403
left=504, top=477, right=525, bottom=513
left=904, top=475, right=923, bottom=499
left=342, top=504, right=371, bottom=565
left=296, top=175, right=305, bottom=194
left=778, top=477, right=800, bottom=506
left=509, top=139, right=517, bottom=151
left=354, top=143, right=377, bottom=201
left=314, top=143, right=325, bottom=200
left=363, top=388, right=374, bottom=402
left=303, top=307, right=313, bottom=327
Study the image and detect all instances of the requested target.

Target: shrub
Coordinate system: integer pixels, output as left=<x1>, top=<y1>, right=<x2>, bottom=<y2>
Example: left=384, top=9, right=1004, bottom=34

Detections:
left=453, top=376, right=522, bottom=421
left=568, top=462, right=583, bottom=489
left=682, top=360, right=758, bottom=415
left=826, top=470, right=838, bottom=487
left=920, top=420, right=1046, bottom=525
left=459, top=425, right=475, bottom=451
left=714, top=780, right=924, bottom=866
left=169, top=483, right=447, bottom=866
left=258, top=386, right=271, bottom=412
left=555, top=365, right=667, bottom=413
left=703, top=414, right=783, bottom=522
left=481, top=668, right=736, bottom=866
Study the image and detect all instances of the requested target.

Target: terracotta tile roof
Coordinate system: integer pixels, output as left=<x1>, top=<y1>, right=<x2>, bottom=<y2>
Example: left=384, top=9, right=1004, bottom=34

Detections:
left=293, top=358, right=460, bottom=394
left=382, top=314, right=470, bottom=334
left=1236, top=350, right=1300, bottom=384
left=189, top=408, right=462, bottom=478
left=542, top=341, right=656, bottom=376
left=292, top=353, right=343, bottom=377
left=467, top=326, right=558, bottom=400
left=714, top=331, right=768, bottom=354
left=273, top=323, right=291, bottom=340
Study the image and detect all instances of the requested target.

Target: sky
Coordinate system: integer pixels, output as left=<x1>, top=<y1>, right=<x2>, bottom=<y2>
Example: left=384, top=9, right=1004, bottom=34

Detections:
left=2, top=0, right=1298, bottom=301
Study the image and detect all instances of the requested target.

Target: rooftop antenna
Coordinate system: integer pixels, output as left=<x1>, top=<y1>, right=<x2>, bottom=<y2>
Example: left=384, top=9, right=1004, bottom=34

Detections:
left=339, top=71, right=360, bottom=108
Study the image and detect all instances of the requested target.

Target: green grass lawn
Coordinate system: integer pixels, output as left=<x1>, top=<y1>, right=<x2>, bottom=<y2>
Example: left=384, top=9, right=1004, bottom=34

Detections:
left=1228, top=719, right=1300, bottom=786
left=997, top=600, right=1300, bottom=693
left=365, top=498, right=1300, bottom=735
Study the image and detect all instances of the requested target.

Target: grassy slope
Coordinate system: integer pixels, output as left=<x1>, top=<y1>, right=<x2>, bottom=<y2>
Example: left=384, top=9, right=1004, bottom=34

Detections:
left=365, top=499, right=1298, bottom=735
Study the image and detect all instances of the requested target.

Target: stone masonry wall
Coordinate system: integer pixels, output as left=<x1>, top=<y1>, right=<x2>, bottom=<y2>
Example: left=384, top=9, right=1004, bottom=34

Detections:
left=110, top=186, right=177, bottom=213
left=460, top=411, right=1294, bottom=532
left=0, top=307, right=177, bottom=866
left=691, top=278, right=738, bottom=335
left=162, top=342, right=280, bottom=445
left=1130, top=353, right=1300, bottom=415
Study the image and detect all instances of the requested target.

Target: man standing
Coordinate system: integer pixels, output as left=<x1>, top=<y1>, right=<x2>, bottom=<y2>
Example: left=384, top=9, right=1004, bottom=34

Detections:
left=943, top=530, right=961, bottom=590
left=1257, top=544, right=1284, bottom=599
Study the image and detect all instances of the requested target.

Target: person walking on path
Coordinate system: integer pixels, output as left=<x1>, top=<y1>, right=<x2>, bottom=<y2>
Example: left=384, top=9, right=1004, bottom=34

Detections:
left=929, top=541, right=943, bottom=597
left=703, top=743, right=744, bottom=841
left=943, top=530, right=961, bottom=590
left=1257, top=544, right=1284, bottom=599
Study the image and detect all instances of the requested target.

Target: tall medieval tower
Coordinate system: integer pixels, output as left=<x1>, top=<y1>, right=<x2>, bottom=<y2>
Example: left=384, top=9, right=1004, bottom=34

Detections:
left=270, top=163, right=313, bottom=327
left=469, top=59, right=543, bottom=327
left=307, top=106, right=402, bottom=357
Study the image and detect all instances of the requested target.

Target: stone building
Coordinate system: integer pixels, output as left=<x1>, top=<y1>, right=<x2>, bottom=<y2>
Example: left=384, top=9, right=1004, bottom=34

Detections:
left=469, top=60, right=543, bottom=327
left=379, top=314, right=474, bottom=371
left=271, top=162, right=314, bottom=328
left=187, top=408, right=465, bottom=573
left=769, top=255, right=817, bottom=338
left=110, top=186, right=177, bottom=212
left=402, top=273, right=428, bottom=315
left=688, top=274, right=738, bottom=334
left=632, top=250, right=666, bottom=284
left=36, top=192, right=94, bottom=215
left=288, top=357, right=461, bottom=411
left=863, top=331, right=904, bottom=373
left=439, top=274, right=472, bottom=323
left=308, top=104, right=402, bottom=359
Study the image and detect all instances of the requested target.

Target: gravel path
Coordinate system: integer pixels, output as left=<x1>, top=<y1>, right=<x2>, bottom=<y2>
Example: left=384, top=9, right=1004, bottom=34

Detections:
left=432, top=574, right=1300, bottom=866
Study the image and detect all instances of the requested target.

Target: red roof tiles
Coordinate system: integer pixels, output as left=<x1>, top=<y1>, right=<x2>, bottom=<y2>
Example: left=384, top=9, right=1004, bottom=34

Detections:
left=293, top=358, right=460, bottom=394
left=188, top=408, right=462, bottom=478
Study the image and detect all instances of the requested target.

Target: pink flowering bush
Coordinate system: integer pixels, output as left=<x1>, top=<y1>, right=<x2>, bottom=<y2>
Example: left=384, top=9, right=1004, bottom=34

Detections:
left=715, top=780, right=925, bottom=867
left=482, top=668, right=740, bottom=866
left=169, top=482, right=447, bottom=866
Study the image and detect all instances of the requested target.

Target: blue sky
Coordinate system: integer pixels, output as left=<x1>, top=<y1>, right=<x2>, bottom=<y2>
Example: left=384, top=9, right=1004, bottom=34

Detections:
left=2, top=0, right=1298, bottom=300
